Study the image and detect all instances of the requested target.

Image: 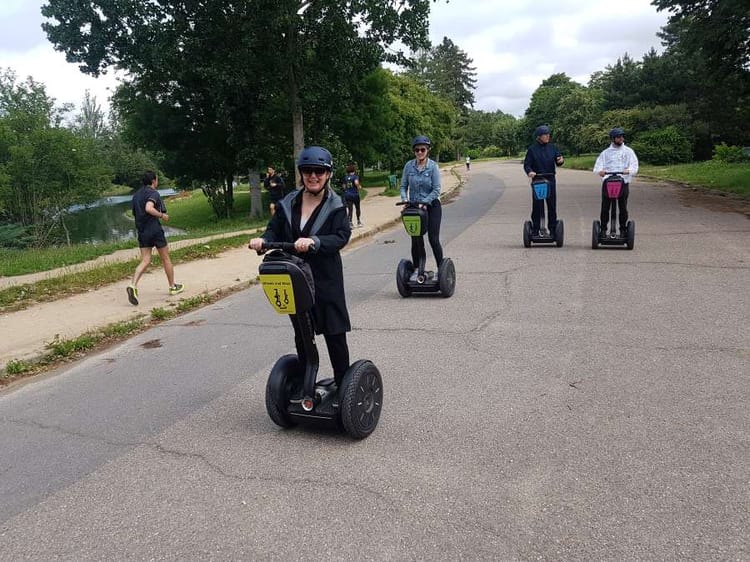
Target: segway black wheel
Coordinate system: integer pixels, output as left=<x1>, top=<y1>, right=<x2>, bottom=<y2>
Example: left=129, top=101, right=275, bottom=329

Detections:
left=626, top=220, right=635, bottom=250
left=592, top=220, right=600, bottom=249
left=265, top=354, right=301, bottom=428
left=396, top=259, right=413, bottom=298
left=554, top=220, right=564, bottom=248
left=438, top=258, right=456, bottom=298
left=523, top=221, right=532, bottom=248
left=340, top=360, right=383, bottom=439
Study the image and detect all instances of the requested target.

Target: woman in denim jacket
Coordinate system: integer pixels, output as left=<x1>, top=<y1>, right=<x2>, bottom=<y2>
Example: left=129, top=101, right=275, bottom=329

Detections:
left=399, top=135, right=443, bottom=271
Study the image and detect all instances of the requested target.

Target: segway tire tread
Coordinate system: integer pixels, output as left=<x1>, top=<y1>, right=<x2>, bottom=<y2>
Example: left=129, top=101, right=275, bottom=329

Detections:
left=265, top=354, right=300, bottom=428
left=340, top=360, right=383, bottom=439
left=396, top=259, right=413, bottom=298
left=627, top=220, right=635, bottom=250
left=438, top=258, right=456, bottom=298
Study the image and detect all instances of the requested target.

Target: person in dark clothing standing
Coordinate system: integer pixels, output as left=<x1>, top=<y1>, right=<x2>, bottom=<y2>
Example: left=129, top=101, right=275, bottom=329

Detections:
left=523, top=125, right=564, bottom=236
left=127, top=171, right=184, bottom=305
left=248, top=146, right=352, bottom=385
left=342, top=163, right=363, bottom=227
left=264, top=165, right=286, bottom=216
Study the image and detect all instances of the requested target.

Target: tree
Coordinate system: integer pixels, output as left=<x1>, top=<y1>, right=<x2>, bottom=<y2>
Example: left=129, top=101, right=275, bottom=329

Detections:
left=42, top=1, right=437, bottom=217
left=652, top=0, right=750, bottom=78
left=407, top=37, right=477, bottom=111
left=522, top=73, right=580, bottom=141
left=0, top=70, right=110, bottom=245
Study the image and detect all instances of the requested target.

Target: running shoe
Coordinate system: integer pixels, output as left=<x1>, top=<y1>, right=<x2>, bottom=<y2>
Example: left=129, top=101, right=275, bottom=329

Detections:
left=126, top=285, right=139, bottom=306
left=169, top=283, right=185, bottom=296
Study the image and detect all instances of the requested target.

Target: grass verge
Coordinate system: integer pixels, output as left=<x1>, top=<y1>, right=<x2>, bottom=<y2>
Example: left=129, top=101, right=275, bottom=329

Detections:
left=565, top=156, right=750, bottom=197
left=0, top=234, right=253, bottom=313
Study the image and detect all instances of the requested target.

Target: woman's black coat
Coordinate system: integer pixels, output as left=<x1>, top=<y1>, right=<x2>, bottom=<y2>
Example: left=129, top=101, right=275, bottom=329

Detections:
left=260, top=187, right=352, bottom=335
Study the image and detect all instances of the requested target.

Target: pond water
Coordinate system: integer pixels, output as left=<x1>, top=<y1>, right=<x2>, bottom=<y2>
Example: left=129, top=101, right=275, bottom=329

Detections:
left=64, top=189, right=185, bottom=245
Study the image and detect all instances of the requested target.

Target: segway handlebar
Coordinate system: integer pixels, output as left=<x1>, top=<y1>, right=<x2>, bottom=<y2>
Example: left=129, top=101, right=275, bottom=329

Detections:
left=396, top=201, right=427, bottom=207
left=253, top=240, right=317, bottom=255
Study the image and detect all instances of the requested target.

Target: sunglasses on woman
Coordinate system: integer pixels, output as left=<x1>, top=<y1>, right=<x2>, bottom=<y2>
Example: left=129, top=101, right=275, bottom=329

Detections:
left=300, top=166, right=329, bottom=176
left=414, top=147, right=428, bottom=153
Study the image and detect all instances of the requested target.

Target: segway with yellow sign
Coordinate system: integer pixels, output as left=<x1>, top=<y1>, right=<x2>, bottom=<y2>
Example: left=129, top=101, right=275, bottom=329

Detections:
left=395, top=201, right=455, bottom=297
left=258, top=241, right=383, bottom=439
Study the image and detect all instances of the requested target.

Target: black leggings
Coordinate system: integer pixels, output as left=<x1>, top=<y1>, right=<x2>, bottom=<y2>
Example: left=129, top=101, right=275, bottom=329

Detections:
left=600, top=183, right=630, bottom=230
left=345, top=197, right=361, bottom=222
left=411, top=200, right=443, bottom=269
left=291, top=316, right=350, bottom=384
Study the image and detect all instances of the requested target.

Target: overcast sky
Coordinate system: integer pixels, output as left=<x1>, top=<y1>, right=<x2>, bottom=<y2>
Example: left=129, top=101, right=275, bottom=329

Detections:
left=1, top=0, right=669, bottom=118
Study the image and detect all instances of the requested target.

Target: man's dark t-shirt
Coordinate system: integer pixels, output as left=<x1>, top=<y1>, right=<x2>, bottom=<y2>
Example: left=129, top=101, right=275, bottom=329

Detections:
left=264, top=174, right=286, bottom=203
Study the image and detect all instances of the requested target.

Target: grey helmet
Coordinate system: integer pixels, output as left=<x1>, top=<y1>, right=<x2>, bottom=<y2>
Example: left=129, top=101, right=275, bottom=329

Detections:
left=534, top=125, right=551, bottom=137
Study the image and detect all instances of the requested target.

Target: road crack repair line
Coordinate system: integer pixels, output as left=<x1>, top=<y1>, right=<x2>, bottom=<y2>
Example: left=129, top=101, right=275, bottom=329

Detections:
left=4, top=417, right=394, bottom=504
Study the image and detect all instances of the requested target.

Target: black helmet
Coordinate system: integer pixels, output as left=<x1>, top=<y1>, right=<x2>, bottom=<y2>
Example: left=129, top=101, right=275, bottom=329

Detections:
left=411, top=135, right=431, bottom=148
left=534, top=125, right=551, bottom=137
left=296, top=146, right=333, bottom=170
left=609, top=127, right=625, bottom=139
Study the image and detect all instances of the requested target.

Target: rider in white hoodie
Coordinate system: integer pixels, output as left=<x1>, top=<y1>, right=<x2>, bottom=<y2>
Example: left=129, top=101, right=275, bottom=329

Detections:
left=593, top=127, right=639, bottom=236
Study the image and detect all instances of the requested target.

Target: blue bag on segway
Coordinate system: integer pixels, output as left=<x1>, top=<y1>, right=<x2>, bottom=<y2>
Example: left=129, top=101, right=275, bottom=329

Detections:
left=531, top=179, right=549, bottom=200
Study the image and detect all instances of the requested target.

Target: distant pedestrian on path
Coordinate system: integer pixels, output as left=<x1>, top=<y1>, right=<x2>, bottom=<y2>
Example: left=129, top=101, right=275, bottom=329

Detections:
left=127, top=171, right=184, bottom=305
left=342, top=163, right=363, bottom=228
left=465, top=156, right=471, bottom=171
left=264, top=165, right=286, bottom=216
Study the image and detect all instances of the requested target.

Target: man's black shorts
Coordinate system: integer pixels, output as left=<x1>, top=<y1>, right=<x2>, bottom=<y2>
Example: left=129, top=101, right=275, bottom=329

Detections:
left=138, top=227, right=167, bottom=249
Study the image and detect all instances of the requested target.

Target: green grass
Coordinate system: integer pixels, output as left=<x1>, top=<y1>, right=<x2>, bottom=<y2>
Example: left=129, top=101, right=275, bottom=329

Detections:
left=0, top=234, right=252, bottom=313
left=1, top=190, right=269, bottom=277
left=565, top=155, right=750, bottom=196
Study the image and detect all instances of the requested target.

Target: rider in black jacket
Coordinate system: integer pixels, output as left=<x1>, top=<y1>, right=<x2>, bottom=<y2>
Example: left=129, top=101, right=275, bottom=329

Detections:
left=523, top=125, right=564, bottom=236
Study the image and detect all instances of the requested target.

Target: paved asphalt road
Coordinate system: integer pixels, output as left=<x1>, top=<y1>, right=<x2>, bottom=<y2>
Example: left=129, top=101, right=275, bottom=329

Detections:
left=1, top=161, right=748, bottom=561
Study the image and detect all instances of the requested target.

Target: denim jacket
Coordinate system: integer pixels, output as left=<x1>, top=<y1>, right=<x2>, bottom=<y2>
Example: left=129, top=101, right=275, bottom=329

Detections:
left=400, top=158, right=441, bottom=205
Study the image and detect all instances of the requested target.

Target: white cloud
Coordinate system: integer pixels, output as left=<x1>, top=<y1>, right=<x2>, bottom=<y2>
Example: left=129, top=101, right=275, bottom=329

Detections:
left=429, top=0, right=670, bottom=116
left=1, top=0, right=670, bottom=119
left=1, top=44, right=120, bottom=113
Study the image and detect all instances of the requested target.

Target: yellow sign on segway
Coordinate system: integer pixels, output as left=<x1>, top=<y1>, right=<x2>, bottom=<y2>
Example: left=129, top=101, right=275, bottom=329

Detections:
left=402, top=215, right=422, bottom=236
left=259, top=274, right=296, bottom=314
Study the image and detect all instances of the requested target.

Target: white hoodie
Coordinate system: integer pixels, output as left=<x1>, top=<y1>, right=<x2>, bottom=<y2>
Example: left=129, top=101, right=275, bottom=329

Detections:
left=593, top=143, right=639, bottom=184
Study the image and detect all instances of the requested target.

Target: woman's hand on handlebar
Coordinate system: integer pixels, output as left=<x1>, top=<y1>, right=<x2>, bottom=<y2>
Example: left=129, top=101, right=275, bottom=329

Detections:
left=294, top=237, right=316, bottom=253
left=248, top=237, right=264, bottom=251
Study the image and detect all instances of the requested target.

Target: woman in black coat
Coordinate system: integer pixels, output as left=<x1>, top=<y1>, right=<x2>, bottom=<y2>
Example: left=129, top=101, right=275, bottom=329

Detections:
left=248, top=146, right=352, bottom=384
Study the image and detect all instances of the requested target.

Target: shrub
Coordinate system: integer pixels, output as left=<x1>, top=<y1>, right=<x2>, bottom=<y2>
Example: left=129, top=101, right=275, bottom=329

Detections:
left=480, top=145, right=503, bottom=158
left=630, top=126, right=692, bottom=165
left=712, top=143, right=748, bottom=163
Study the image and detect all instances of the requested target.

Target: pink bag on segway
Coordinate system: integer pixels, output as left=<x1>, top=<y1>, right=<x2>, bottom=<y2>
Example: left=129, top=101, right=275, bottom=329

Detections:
left=604, top=176, right=623, bottom=199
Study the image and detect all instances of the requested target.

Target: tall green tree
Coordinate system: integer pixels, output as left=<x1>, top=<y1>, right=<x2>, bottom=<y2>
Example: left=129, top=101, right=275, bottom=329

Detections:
left=42, top=1, right=436, bottom=217
left=407, top=36, right=477, bottom=111
left=522, top=73, right=580, bottom=142
left=0, top=70, right=110, bottom=245
left=652, top=0, right=750, bottom=78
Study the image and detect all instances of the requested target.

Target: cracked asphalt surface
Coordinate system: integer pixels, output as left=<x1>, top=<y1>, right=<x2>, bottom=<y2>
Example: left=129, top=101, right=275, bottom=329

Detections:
left=1, top=161, right=748, bottom=561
